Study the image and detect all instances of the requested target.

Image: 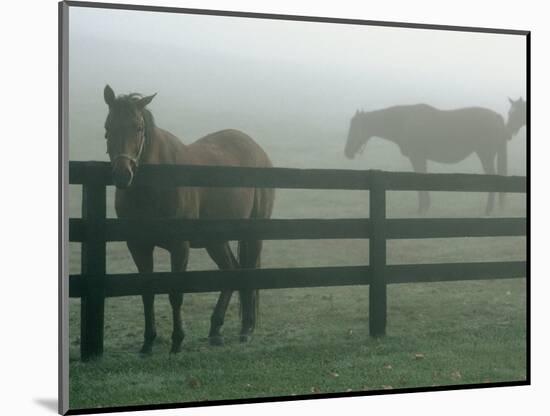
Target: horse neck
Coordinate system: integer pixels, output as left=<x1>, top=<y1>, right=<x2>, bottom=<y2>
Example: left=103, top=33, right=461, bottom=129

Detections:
left=142, top=126, right=189, bottom=164
left=506, top=116, right=525, bottom=137
left=505, top=120, right=515, bottom=136
left=362, top=108, right=404, bottom=145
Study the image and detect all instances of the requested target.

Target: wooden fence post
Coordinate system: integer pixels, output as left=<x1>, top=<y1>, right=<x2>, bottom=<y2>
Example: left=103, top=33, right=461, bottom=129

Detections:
left=369, top=172, right=387, bottom=336
left=80, top=181, right=106, bottom=360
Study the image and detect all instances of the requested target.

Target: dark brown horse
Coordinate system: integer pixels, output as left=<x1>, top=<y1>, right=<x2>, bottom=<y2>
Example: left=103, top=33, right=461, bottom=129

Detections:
left=103, top=85, right=275, bottom=354
left=345, top=99, right=526, bottom=214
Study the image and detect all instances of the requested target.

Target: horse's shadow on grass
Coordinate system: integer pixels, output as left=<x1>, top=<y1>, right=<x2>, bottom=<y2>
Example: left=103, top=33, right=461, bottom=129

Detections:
left=34, top=398, right=57, bottom=413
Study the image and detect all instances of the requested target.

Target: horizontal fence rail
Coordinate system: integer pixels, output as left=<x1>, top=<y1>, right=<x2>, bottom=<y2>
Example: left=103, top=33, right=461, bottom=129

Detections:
left=69, top=217, right=527, bottom=243
left=69, top=161, right=527, bottom=192
left=68, top=260, right=526, bottom=299
left=69, top=266, right=372, bottom=298
left=67, top=161, right=527, bottom=360
left=69, top=218, right=372, bottom=242
left=385, top=217, right=527, bottom=239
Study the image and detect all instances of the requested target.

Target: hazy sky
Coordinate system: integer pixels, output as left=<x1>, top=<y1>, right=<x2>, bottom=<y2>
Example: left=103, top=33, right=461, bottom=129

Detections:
left=68, top=6, right=527, bottom=167
left=69, top=6, right=526, bottom=93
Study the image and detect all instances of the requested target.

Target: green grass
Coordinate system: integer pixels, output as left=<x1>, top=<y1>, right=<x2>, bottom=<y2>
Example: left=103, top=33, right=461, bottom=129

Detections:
left=68, top=279, right=526, bottom=409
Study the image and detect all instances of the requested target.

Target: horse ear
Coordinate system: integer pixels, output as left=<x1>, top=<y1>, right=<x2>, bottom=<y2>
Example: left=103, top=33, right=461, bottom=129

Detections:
left=137, top=93, right=157, bottom=109
left=104, top=85, right=116, bottom=106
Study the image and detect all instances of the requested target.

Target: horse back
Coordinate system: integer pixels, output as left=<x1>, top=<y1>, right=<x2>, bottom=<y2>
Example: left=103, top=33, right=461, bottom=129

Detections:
left=187, top=129, right=273, bottom=169
left=179, top=129, right=272, bottom=223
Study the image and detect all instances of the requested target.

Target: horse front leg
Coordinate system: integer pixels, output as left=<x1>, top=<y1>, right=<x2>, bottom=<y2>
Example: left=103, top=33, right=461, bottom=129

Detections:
left=127, top=241, right=156, bottom=354
left=410, top=156, right=430, bottom=214
left=206, top=243, right=240, bottom=346
left=168, top=241, right=189, bottom=353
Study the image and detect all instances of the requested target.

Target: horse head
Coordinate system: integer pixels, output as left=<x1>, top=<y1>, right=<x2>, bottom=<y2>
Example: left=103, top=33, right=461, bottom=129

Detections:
left=344, top=110, right=369, bottom=159
left=507, top=96, right=526, bottom=136
left=103, top=85, right=157, bottom=188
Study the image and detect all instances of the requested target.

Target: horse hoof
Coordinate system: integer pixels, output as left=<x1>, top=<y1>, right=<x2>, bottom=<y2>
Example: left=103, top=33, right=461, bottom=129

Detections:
left=208, top=335, right=224, bottom=346
left=170, top=332, right=184, bottom=354
left=239, top=334, right=252, bottom=343
left=139, top=332, right=157, bottom=355
left=170, top=344, right=182, bottom=354
left=139, top=345, right=153, bottom=355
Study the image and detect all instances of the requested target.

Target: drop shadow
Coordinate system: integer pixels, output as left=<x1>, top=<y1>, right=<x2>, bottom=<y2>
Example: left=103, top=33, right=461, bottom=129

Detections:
left=34, top=398, right=58, bottom=413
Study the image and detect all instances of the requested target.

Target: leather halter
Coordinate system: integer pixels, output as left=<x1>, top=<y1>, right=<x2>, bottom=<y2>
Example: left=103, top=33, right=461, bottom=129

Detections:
left=112, top=123, right=146, bottom=167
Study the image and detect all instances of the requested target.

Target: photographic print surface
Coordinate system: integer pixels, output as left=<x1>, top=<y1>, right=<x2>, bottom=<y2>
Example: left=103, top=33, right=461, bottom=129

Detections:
left=61, top=2, right=528, bottom=413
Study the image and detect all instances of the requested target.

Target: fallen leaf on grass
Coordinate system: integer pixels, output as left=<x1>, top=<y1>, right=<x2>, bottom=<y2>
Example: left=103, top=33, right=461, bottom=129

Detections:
left=414, top=353, right=425, bottom=360
left=451, top=371, right=462, bottom=380
left=311, top=387, right=321, bottom=393
left=188, top=377, right=201, bottom=389
left=329, top=372, right=340, bottom=378
left=383, top=364, right=393, bottom=370
left=382, top=385, right=393, bottom=390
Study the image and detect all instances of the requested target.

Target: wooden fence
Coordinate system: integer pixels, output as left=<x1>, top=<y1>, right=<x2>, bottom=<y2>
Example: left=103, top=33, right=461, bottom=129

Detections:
left=68, top=161, right=527, bottom=360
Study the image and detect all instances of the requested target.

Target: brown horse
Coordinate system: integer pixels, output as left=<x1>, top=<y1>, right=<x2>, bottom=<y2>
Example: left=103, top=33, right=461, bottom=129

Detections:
left=345, top=99, right=526, bottom=214
left=103, top=85, right=275, bottom=354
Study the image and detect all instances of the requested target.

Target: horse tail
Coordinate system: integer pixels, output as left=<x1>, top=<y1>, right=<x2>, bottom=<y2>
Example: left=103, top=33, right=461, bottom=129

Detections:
left=237, top=186, right=275, bottom=327
left=497, top=142, right=508, bottom=208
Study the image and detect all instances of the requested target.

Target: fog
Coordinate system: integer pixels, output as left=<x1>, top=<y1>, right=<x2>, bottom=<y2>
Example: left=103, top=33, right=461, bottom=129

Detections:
left=68, top=6, right=527, bottom=174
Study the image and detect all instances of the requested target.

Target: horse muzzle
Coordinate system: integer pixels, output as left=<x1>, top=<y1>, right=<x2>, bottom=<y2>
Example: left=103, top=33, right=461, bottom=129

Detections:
left=344, top=140, right=367, bottom=159
left=112, top=159, right=135, bottom=189
left=344, top=148, right=355, bottom=159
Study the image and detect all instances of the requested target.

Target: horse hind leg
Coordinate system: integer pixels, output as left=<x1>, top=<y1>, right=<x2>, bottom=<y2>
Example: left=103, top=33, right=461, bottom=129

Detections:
left=127, top=241, right=156, bottom=355
left=168, top=241, right=189, bottom=353
left=497, top=143, right=508, bottom=209
left=238, top=240, right=262, bottom=343
left=478, top=152, right=496, bottom=215
left=206, top=242, right=240, bottom=346
left=418, top=191, right=430, bottom=215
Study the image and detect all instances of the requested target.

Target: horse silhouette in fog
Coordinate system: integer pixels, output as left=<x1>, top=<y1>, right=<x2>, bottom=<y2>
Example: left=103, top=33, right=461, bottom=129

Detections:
left=103, top=85, right=275, bottom=354
left=345, top=98, right=526, bottom=214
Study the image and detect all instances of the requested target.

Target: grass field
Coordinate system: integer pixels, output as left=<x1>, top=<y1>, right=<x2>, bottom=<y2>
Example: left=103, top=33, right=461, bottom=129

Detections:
left=67, top=124, right=527, bottom=411
left=68, top=279, right=526, bottom=409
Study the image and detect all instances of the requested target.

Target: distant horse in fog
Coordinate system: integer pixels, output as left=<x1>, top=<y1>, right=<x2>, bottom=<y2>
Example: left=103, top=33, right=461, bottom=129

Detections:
left=345, top=98, right=526, bottom=214
left=103, top=85, right=275, bottom=354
